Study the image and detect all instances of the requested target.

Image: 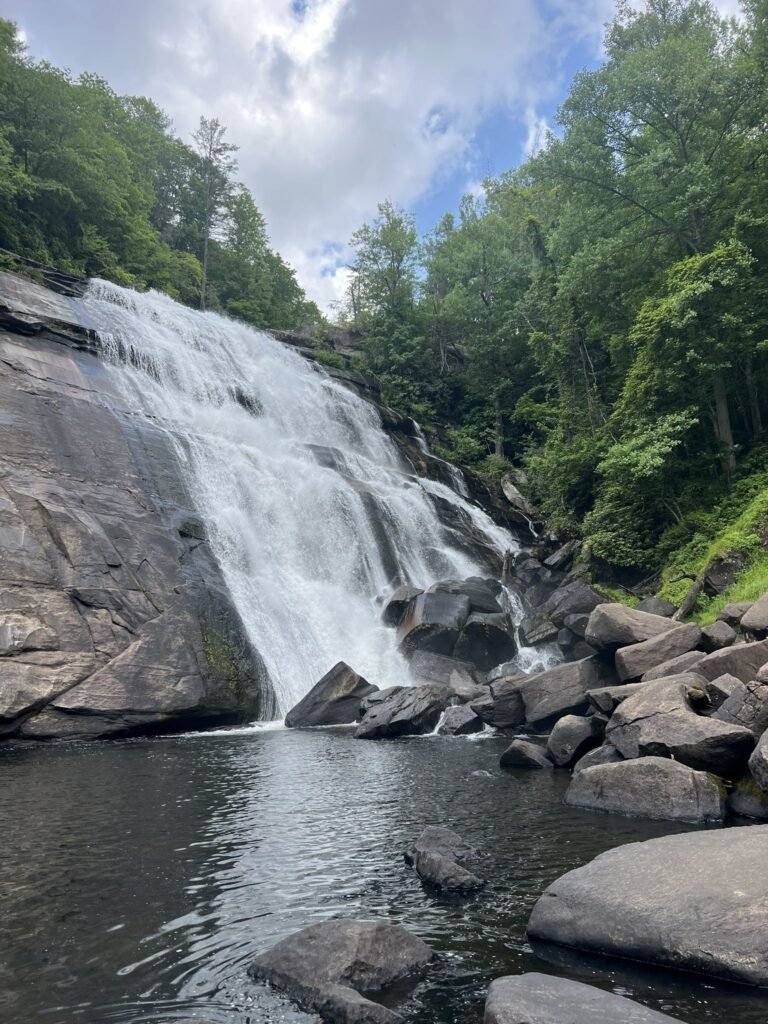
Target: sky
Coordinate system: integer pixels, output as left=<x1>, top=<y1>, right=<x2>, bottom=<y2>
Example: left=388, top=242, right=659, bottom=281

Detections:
left=11, top=0, right=743, bottom=311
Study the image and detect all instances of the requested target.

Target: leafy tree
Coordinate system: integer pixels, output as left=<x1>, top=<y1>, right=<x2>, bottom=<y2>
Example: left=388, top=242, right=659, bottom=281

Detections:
left=191, top=116, right=238, bottom=309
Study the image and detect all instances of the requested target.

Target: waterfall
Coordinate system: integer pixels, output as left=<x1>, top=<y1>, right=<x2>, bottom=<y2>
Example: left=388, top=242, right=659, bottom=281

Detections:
left=83, top=280, right=517, bottom=715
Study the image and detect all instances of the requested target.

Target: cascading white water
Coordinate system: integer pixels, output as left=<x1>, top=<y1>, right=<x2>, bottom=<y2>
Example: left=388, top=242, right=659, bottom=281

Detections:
left=82, top=280, right=518, bottom=714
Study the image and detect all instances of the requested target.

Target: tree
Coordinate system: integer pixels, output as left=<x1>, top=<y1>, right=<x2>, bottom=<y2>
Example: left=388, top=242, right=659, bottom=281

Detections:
left=191, top=116, right=238, bottom=310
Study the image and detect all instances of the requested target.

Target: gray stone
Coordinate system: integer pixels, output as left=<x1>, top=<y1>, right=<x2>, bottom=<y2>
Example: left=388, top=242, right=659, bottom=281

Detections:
left=713, top=679, right=768, bottom=737
left=585, top=604, right=676, bottom=651
left=695, top=639, right=768, bottom=683
left=545, top=715, right=603, bottom=768
left=381, top=585, right=423, bottom=627
left=749, top=730, right=768, bottom=791
left=436, top=704, right=484, bottom=736
left=487, top=659, right=518, bottom=683
left=285, top=662, right=377, bottom=728
left=717, top=601, right=754, bottom=627
left=704, top=672, right=742, bottom=709
left=355, top=685, right=454, bottom=739
left=519, top=614, right=559, bottom=647
left=572, top=743, right=623, bottom=773
left=586, top=683, right=645, bottom=715
left=543, top=539, right=579, bottom=570
left=470, top=675, right=527, bottom=729
left=615, top=623, right=702, bottom=682
left=454, top=612, right=516, bottom=672
left=563, top=612, right=590, bottom=638
left=542, top=582, right=605, bottom=629
left=741, top=593, right=768, bottom=637
left=0, top=284, right=274, bottom=740
left=360, top=686, right=403, bottom=715
left=408, top=650, right=485, bottom=701
left=500, top=738, right=553, bottom=769
left=404, top=825, right=485, bottom=891
left=484, top=972, right=685, bottom=1024
left=397, top=591, right=471, bottom=657
left=518, top=657, right=611, bottom=728
left=428, top=577, right=503, bottom=614
left=635, top=597, right=676, bottom=618
left=527, top=827, right=768, bottom=986
left=606, top=674, right=755, bottom=774
left=701, top=619, right=737, bottom=652
left=249, top=919, right=434, bottom=1024
left=564, top=757, right=725, bottom=822
left=640, top=650, right=706, bottom=680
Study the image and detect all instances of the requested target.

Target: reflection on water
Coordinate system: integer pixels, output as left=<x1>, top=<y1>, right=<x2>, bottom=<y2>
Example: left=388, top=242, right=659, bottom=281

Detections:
left=1, top=729, right=766, bottom=1024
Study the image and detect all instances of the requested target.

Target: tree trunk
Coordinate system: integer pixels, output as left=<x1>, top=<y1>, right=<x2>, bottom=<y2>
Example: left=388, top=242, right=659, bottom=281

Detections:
left=712, top=371, right=736, bottom=480
left=494, top=400, right=504, bottom=458
left=744, top=358, right=763, bottom=439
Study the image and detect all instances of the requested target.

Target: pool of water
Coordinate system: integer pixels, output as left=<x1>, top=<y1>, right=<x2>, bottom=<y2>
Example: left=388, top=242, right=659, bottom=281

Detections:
left=1, top=727, right=766, bottom=1024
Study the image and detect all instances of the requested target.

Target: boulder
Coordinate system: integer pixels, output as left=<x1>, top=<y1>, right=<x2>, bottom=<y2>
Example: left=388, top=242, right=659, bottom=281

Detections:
left=606, top=674, right=755, bottom=774
left=585, top=604, right=676, bottom=651
left=454, top=612, right=516, bottom=672
left=741, top=593, right=768, bottom=638
left=586, top=683, right=645, bottom=715
left=285, top=662, right=377, bottom=728
left=436, top=705, right=484, bottom=736
left=563, top=612, right=590, bottom=638
left=713, top=679, right=768, bottom=737
left=541, top=582, right=605, bottom=629
left=404, top=825, right=485, bottom=891
left=572, top=743, right=623, bottom=773
left=694, top=639, right=768, bottom=683
left=381, top=585, right=423, bottom=627
left=728, top=773, right=768, bottom=820
left=704, top=672, right=742, bottom=709
left=543, top=539, right=579, bottom=570
left=527, top=826, right=768, bottom=986
left=614, top=623, right=702, bottom=682
left=564, top=757, right=725, bottom=822
left=749, top=730, right=768, bottom=790
left=356, top=685, right=454, bottom=739
left=641, top=650, right=706, bottom=680
left=500, top=738, right=553, bottom=770
left=487, top=659, right=518, bottom=683
left=635, top=597, right=676, bottom=618
left=397, top=591, right=471, bottom=657
left=361, top=686, right=403, bottom=715
left=701, top=619, right=737, bottom=652
left=470, top=675, right=527, bottom=729
left=428, top=577, right=503, bottom=614
left=545, top=715, right=603, bottom=768
left=484, top=972, right=685, bottom=1024
left=249, top=919, right=434, bottom=1024
left=518, top=657, right=611, bottom=728
left=501, top=473, right=537, bottom=518
left=717, top=601, right=754, bottom=628
left=519, top=614, right=559, bottom=647
left=408, top=651, right=484, bottom=701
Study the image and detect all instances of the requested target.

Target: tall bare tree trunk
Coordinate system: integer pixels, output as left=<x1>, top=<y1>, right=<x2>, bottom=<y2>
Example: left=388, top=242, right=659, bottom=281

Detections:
left=713, top=371, right=736, bottom=480
left=744, top=358, right=763, bottom=439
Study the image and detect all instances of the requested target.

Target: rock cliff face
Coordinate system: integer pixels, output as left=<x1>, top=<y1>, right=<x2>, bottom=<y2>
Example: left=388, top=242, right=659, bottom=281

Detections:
left=0, top=271, right=275, bottom=739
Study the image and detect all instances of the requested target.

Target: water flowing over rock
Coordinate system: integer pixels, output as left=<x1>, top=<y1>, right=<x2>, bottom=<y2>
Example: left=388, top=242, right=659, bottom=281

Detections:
left=94, top=283, right=518, bottom=696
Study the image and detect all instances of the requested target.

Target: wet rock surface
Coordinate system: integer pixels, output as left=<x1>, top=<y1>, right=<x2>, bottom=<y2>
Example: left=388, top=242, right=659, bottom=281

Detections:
left=404, top=825, right=486, bottom=891
left=249, top=919, right=435, bottom=1023
left=285, top=662, right=377, bottom=728
left=527, top=827, right=768, bottom=986
left=355, top=685, right=455, bottom=739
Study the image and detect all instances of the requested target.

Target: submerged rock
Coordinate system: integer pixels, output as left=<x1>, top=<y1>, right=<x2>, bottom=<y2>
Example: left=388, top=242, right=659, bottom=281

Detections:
left=484, top=972, right=685, bottom=1023
left=564, top=757, right=726, bottom=822
left=355, top=685, right=454, bottom=739
left=404, top=825, right=485, bottom=891
left=527, top=827, right=768, bottom=986
left=500, top=739, right=553, bottom=770
left=249, top=919, right=435, bottom=1024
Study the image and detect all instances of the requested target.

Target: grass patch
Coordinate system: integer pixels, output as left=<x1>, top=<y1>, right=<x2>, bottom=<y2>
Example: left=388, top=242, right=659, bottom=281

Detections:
left=593, top=585, right=639, bottom=608
left=692, top=552, right=768, bottom=624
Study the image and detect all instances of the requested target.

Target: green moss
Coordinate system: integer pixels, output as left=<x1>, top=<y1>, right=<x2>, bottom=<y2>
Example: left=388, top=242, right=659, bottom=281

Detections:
left=203, top=627, right=246, bottom=703
left=594, top=585, right=639, bottom=608
left=313, top=348, right=346, bottom=369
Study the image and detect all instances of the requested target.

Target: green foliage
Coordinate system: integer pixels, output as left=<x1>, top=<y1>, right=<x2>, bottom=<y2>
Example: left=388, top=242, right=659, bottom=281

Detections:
left=312, top=348, right=346, bottom=369
left=0, top=18, right=312, bottom=328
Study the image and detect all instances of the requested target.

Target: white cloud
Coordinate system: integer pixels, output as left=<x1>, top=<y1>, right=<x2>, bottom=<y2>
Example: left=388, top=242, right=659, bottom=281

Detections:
left=522, top=107, right=550, bottom=158
left=16, top=0, right=612, bottom=311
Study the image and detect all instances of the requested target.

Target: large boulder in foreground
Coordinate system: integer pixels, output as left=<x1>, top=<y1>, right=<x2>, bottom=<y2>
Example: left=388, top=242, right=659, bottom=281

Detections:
left=694, top=638, right=768, bottom=683
left=606, top=674, right=755, bottom=775
left=527, top=827, right=768, bottom=986
left=249, top=919, right=434, bottom=1024
left=564, top=757, right=725, bottom=822
left=485, top=972, right=685, bottom=1024
left=404, top=825, right=485, bottom=891
left=585, top=604, right=675, bottom=651
left=518, top=657, right=611, bottom=728
left=355, top=685, right=454, bottom=739
left=285, top=662, right=377, bottom=728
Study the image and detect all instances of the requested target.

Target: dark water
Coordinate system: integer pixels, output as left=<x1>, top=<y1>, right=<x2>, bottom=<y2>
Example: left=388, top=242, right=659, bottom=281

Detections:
left=1, top=728, right=766, bottom=1024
